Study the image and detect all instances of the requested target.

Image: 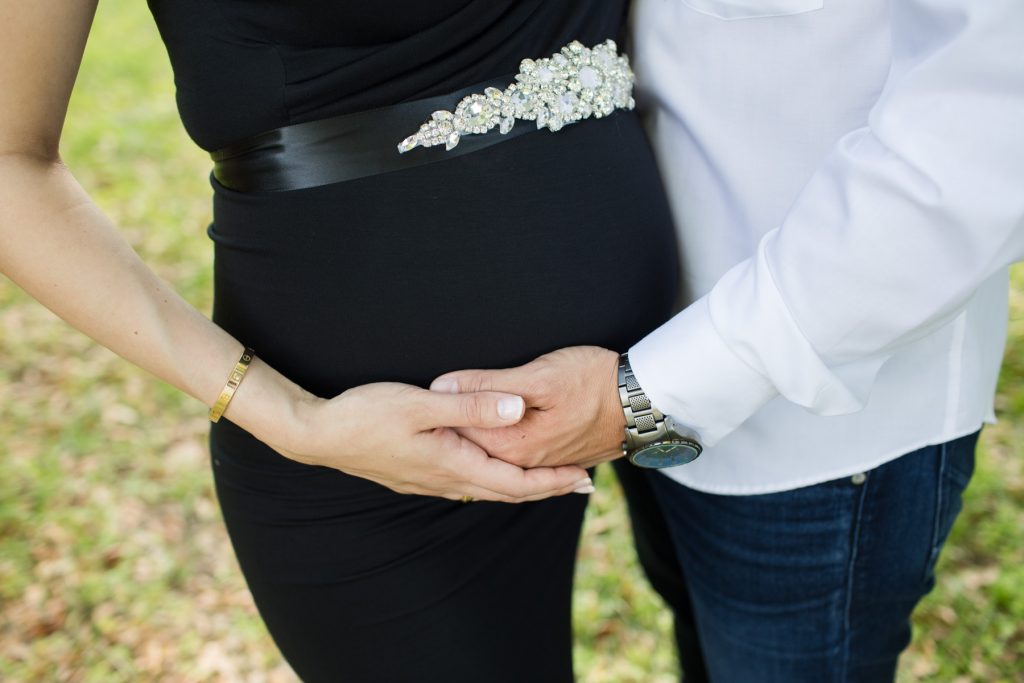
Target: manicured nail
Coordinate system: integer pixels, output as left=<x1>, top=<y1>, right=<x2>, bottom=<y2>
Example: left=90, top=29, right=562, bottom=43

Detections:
left=574, top=485, right=596, bottom=495
left=431, top=378, right=459, bottom=393
left=573, top=478, right=593, bottom=488
left=497, top=396, right=524, bottom=420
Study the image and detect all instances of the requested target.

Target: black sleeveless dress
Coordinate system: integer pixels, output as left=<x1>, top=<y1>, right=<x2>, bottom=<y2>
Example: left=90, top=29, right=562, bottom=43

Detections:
left=147, top=2, right=680, bottom=681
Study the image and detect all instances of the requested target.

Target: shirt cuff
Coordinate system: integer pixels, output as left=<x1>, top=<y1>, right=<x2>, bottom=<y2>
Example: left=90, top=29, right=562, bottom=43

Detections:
left=629, top=236, right=876, bottom=447
left=627, top=294, right=777, bottom=447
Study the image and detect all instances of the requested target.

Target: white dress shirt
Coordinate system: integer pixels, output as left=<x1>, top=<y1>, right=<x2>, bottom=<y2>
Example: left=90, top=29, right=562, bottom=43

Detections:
left=626, top=0, right=1024, bottom=494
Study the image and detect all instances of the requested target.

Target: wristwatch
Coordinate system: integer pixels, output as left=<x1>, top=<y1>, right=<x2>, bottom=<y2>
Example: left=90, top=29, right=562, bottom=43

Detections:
left=618, top=353, right=703, bottom=468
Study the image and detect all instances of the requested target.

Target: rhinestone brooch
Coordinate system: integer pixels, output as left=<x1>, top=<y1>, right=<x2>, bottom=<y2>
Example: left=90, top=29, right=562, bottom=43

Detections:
left=397, top=39, right=636, bottom=154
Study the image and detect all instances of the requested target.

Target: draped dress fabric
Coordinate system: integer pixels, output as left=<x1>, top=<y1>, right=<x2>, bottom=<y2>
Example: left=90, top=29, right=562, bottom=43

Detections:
left=147, top=1, right=681, bottom=680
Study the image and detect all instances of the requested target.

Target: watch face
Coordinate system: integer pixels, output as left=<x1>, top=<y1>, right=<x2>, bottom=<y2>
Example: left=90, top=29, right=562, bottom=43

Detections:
left=630, top=442, right=701, bottom=469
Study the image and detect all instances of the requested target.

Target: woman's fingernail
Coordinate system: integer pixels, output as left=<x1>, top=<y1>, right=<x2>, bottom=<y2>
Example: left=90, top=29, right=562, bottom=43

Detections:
left=573, top=478, right=593, bottom=488
left=497, top=396, right=524, bottom=420
left=574, top=485, right=596, bottom=495
left=431, top=378, right=459, bottom=393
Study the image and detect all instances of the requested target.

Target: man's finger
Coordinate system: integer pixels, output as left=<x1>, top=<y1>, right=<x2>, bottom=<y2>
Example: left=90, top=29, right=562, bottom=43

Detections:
left=428, top=430, right=590, bottom=501
left=460, top=447, right=590, bottom=499
left=413, top=387, right=526, bottom=429
left=450, top=424, right=528, bottom=460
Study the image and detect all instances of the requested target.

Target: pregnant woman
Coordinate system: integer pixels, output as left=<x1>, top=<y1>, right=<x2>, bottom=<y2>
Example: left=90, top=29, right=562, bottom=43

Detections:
left=0, top=1, right=680, bottom=680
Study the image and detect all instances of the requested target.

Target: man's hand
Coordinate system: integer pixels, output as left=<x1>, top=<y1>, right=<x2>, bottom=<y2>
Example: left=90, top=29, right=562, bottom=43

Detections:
left=429, top=346, right=627, bottom=471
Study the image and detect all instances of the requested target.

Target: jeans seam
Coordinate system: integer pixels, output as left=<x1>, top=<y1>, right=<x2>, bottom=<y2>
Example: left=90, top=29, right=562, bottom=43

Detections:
left=841, top=476, right=870, bottom=682
left=923, top=442, right=948, bottom=583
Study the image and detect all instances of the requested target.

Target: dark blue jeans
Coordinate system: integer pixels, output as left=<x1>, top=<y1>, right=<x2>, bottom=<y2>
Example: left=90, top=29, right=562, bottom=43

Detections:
left=613, top=430, right=979, bottom=682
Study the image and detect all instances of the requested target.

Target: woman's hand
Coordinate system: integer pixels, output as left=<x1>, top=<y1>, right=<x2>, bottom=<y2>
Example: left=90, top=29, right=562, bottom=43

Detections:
left=273, top=382, right=594, bottom=503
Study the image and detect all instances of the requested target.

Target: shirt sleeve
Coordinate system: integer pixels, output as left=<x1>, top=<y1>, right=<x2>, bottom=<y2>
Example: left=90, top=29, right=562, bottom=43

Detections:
left=628, top=0, right=1024, bottom=447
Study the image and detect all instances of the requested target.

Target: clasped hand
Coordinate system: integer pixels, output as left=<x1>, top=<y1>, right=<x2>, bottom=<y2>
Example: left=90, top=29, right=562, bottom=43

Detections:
left=274, top=381, right=594, bottom=504
left=429, top=346, right=627, bottom=471
left=271, top=346, right=623, bottom=503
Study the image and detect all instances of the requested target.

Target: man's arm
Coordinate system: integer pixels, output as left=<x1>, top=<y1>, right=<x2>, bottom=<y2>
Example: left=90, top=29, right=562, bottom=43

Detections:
left=432, top=0, right=1024, bottom=467
left=630, top=0, right=1024, bottom=447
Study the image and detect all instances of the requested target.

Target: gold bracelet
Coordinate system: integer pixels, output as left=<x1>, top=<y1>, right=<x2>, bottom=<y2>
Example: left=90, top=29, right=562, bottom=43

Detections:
left=209, top=346, right=255, bottom=423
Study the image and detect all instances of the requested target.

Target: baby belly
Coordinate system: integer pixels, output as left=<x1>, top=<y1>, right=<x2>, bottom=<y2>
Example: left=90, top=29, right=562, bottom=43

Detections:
left=208, top=112, right=680, bottom=396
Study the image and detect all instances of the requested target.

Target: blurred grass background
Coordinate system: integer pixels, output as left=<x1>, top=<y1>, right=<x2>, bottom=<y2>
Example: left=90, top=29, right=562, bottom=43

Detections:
left=1, top=1, right=1021, bottom=681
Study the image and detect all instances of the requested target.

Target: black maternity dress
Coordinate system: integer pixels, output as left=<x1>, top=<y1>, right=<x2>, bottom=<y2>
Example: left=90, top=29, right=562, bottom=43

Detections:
left=147, top=1, right=680, bottom=681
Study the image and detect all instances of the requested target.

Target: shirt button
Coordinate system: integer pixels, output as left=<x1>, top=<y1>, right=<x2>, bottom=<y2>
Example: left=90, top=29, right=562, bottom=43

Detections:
left=851, top=472, right=867, bottom=485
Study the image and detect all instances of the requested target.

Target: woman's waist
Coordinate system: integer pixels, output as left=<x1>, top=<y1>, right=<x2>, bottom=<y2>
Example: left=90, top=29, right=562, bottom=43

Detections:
left=208, top=110, right=671, bottom=248
left=205, top=108, right=682, bottom=395
left=210, top=122, right=678, bottom=329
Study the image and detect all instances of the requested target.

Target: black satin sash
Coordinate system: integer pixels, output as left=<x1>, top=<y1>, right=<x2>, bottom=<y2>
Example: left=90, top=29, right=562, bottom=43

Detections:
left=210, top=74, right=538, bottom=193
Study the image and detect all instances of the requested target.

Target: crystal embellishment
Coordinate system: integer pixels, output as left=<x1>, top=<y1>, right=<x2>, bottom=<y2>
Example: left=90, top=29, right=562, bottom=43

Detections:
left=397, top=39, right=635, bottom=154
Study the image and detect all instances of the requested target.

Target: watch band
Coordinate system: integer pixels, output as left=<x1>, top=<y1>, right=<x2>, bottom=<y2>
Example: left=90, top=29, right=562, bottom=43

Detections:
left=618, top=353, right=668, bottom=453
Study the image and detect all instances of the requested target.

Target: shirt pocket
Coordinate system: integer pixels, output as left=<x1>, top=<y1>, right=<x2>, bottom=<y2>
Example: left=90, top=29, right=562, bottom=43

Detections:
left=680, top=0, right=824, bottom=20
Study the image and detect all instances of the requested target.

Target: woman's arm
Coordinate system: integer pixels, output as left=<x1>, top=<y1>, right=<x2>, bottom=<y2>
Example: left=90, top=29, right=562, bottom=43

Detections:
left=0, top=0, right=309, bottom=449
left=0, top=0, right=590, bottom=502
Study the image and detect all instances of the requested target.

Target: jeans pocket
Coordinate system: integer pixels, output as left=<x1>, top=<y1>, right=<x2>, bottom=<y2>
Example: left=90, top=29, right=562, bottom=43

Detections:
left=680, top=0, right=824, bottom=21
left=943, top=430, right=979, bottom=489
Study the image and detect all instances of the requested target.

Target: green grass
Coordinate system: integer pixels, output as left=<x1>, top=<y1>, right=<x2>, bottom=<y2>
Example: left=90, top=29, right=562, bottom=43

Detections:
left=1, top=1, right=1021, bottom=681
